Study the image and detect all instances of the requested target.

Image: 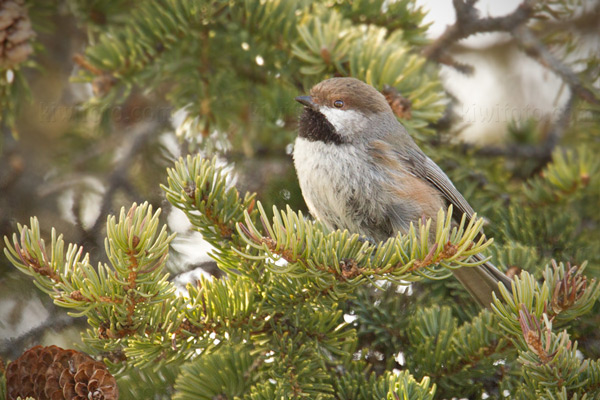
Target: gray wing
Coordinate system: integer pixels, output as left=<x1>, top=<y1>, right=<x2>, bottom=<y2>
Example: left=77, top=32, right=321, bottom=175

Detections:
left=422, top=156, right=475, bottom=220
left=373, top=128, right=474, bottom=220
left=391, top=140, right=475, bottom=220
left=377, top=134, right=512, bottom=307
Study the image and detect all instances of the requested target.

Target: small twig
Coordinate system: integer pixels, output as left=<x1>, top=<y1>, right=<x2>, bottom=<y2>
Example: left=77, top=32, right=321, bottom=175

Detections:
left=436, top=53, right=475, bottom=74
left=422, top=0, right=536, bottom=72
left=73, top=53, right=104, bottom=76
left=537, top=2, right=600, bottom=34
left=512, top=26, right=600, bottom=105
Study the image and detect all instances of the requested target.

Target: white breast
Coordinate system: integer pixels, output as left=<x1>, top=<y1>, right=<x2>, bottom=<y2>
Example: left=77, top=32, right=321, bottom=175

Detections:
left=293, top=137, right=377, bottom=233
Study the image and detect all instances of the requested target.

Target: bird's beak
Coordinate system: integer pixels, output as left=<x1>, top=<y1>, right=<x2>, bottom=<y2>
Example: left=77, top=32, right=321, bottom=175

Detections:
left=295, top=95, right=317, bottom=110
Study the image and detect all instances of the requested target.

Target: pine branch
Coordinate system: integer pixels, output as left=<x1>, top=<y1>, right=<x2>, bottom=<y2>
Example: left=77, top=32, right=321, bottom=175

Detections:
left=163, top=154, right=494, bottom=295
left=402, top=305, right=513, bottom=397
left=237, top=201, right=493, bottom=296
left=1, top=146, right=597, bottom=396
left=334, top=363, right=436, bottom=400
left=491, top=261, right=600, bottom=396
left=161, top=155, right=258, bottom=276
left=116, top=362, right=178, bottom=400
left=335, top=0, right=430, bottom=45
left=515, top=307, right=595, bottom=398
left=74, top=1, right=446, bottom=146
left=493, top=261, right=599, bottom=336
left=451, top=310, right=511, bottom=372
left=522, top=145, right=598, bottom=206
left=172, top=345, right=255, bottom=400
left=3, top=203, right=178, bottom=360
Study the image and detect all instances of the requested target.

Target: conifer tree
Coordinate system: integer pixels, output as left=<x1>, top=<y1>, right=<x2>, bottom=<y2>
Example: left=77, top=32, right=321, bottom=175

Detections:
left=1, top=0, right=599, bottom=399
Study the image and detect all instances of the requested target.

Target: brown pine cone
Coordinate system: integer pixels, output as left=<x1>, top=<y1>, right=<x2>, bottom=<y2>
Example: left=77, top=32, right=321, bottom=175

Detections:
left=6, top=345, right=119, bottom=400
left=0, top=0, right=35, bottom=68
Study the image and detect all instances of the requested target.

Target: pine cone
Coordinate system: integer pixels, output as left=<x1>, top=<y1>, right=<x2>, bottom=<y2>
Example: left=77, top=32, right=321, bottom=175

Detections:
left=0, top=0, right=35, bottom=68
left=6, top=345, right=119, bottom=400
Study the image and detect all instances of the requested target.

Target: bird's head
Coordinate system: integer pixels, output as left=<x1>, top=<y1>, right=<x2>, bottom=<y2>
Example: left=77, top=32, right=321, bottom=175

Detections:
left=295, top=77, right=395, bottom=144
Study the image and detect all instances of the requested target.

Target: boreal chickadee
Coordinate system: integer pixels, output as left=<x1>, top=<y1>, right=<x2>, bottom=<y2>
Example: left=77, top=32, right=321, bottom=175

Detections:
left=293, top=77, right=510, bottom=307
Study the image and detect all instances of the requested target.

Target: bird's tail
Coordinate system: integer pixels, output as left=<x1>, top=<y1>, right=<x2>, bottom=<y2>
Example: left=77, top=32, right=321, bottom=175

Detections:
left=451, top=254, right=512, bottom=308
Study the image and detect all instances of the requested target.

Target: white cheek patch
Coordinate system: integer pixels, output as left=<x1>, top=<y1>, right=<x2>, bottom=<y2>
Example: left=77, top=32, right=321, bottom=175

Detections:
left=319, top=107, right=368, bottom=137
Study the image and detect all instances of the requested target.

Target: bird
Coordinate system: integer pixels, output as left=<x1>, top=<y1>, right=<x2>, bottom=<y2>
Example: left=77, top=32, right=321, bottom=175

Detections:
left=292, top=77, right=511, bottom=307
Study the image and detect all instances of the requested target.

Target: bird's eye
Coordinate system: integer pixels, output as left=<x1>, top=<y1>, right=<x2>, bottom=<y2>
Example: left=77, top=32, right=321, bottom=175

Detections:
left=333, top=100, right=344, bottom=108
